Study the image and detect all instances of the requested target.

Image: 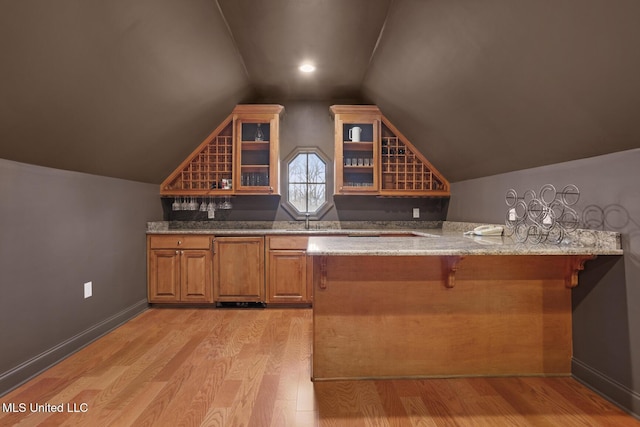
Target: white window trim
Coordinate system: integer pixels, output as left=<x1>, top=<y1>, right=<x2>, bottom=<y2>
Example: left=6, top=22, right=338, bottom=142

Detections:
left=281, top=147, right=333, bottom=220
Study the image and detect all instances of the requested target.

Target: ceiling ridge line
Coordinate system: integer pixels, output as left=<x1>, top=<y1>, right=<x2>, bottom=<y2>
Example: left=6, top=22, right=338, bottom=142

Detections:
left=215, top=0, right=250, bottom=81
left=363, top=0, right=394, bottom=85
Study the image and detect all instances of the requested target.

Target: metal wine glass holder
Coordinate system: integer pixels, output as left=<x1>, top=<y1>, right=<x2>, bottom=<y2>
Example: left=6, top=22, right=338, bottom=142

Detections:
left=505, top=184, right=580, bottom=244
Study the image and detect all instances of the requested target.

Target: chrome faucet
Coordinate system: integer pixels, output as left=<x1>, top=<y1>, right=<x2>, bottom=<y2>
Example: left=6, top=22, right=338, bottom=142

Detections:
left=305, top=213, right=310, bottom=230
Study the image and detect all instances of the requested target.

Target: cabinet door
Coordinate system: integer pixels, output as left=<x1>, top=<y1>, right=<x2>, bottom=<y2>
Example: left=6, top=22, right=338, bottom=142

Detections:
left=267, top=250, right=309, bottom=303
left=334, top=115, right=380, bottom=194
left=234, top=112, right=280, bottom=194
left=214, top=237, right=265, bottom=302
left=180, top=250, right=213, bottom=302
left=148, top=250, right=181, bottom=302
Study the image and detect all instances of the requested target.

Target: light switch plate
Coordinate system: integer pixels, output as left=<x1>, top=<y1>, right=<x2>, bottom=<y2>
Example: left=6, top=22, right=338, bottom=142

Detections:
left=84, top=281, right=92, bottom=299
left=413, top=208, right=420, bottom=219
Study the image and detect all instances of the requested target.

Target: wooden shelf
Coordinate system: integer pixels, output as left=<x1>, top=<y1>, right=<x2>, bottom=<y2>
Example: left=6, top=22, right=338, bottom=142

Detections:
left=344, top=165, right=374, bottom=170
left=343, top=142, right=374, bottom=151
left=241, top=141, right=271, bottom=150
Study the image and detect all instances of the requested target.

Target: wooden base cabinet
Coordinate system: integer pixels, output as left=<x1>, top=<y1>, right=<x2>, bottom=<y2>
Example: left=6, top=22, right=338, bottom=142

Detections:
left=147, top=235, right=213, bottom=303
left=266, top=236, right=311, bottom=304
left=213, top=236, right=265, bottom=302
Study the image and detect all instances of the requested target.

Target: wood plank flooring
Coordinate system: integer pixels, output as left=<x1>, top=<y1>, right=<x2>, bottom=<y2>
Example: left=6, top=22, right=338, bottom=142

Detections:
left=0, top=308, right=637, bottom=426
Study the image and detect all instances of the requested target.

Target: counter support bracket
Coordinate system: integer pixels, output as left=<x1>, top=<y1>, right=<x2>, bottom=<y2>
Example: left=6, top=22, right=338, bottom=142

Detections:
left=566, top=255, right=597, bottom=288
left=442, top=256, right=464, bottom=288
left=318, top=256, right=328, bottom=290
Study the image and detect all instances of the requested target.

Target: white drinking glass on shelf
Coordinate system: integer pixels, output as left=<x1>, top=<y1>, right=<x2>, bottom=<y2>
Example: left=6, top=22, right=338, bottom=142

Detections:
left=223, top=196, right=232, bottom=209
left=207, top=197, right=216, bottom=219
left=172, top=197, right=180, bottom=211
left=200, top=198, right=208, bottom=212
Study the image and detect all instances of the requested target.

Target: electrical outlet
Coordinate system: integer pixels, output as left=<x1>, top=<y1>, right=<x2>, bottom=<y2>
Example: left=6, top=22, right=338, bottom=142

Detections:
left=84, top=281, right=92, bottom=299
left=413, top=208, right=420, bottom=219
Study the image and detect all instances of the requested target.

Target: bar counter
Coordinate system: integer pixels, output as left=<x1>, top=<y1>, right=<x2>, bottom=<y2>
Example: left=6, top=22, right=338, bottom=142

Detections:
left=307, top=229, right=622, bottom=381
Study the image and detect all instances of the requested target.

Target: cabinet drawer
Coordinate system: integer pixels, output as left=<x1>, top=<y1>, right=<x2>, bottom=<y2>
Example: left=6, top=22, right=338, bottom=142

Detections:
left=149, top=235, right=212, bottom=250
left=268, top=235, right=309, bottom=250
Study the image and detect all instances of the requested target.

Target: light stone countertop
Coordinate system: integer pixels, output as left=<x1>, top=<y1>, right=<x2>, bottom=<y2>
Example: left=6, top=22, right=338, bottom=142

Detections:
left=146, top=221, right=622, bottom=256
left=306, top=231, right=622, bottom=256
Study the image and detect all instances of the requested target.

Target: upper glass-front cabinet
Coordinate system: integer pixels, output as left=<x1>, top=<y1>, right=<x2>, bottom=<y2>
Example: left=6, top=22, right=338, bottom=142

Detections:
left=233, top=105, right=283, bottom=194
left=332, top=106, right=380, bottom=194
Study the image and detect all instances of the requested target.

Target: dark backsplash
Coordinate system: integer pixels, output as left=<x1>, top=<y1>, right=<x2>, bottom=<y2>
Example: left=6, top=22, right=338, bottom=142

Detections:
left=161, top=195, right=449, bottom=223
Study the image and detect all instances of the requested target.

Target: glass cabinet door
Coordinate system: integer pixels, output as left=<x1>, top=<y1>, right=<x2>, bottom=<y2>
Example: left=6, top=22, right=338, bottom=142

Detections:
left=233, top=111, right=280, bottom=194
left=335, top=117, right=380, bottom=194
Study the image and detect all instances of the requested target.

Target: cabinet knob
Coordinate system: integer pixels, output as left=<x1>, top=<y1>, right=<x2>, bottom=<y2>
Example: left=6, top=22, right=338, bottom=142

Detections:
left=175, top=250, right=179, bottom=255
left=177, top=240, right=182, bottom=245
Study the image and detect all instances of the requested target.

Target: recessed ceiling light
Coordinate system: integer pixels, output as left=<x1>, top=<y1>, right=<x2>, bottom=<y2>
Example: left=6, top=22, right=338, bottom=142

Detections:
left=299, top=63, right=316, bottom=73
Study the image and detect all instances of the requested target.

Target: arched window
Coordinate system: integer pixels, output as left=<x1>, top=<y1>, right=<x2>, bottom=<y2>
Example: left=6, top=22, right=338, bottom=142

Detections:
left=282, top=147, right=332, bottom=220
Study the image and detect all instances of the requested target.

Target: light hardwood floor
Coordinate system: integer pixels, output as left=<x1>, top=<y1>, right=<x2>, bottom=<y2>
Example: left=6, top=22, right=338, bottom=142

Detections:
left=1, top=308, right=638, bottom=426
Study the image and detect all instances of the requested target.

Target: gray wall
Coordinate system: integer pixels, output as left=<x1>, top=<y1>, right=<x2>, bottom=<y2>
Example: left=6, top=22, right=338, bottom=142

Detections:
left=0, top=159, right=162, bottom=395
left=448, top=149, right=640, bottom=417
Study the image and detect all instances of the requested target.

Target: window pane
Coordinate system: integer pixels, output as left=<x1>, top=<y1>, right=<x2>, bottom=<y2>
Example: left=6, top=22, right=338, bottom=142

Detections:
left=288, top=154, right=307, bottom=183
left=288, top=183, right=307, bottom=212
left=285, top=150, right=328, bottom=216
left=308, top=153, right=326, bottom=183
left=308, top=184, right=325, bottom=212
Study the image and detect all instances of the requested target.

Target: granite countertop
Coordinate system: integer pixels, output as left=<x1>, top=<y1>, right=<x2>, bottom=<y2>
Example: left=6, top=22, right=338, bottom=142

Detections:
left=146, top=228, right=436, bottom=236
left=146, top=220, right=442, bottom=235
left=306, top=231, right=622, bottom=256
left=146, top=221, right=623, bottom=256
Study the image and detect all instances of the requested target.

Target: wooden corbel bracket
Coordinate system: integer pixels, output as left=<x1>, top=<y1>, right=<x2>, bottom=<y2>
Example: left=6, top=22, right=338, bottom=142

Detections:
left=442, top=256, right=464, bottom=288
left=566, top=255, right=597, bottom=288
left=319, top=256, right=328, bottom=290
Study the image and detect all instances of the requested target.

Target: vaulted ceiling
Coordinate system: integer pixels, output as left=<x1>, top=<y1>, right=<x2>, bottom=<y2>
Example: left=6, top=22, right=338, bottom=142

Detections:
left=2, top=0, right=640, bottom=184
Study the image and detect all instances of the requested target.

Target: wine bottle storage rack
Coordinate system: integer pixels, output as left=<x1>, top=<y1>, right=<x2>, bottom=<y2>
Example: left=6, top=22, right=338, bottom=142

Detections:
left=505, top=184, right=580, bottom=244
left=161, top=104, right=283, bottom=196
left=165, top=125, right=234, bottom=192
left=381, top=136, right=444, bottom=191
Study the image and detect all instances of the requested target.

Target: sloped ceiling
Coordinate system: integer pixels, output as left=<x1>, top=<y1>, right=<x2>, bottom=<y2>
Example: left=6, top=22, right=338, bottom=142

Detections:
left=363, top=0, right=640, bottom=182
left=2, top=0, right=640, bottom=184
left=0, top=0, right=251, bottom=184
